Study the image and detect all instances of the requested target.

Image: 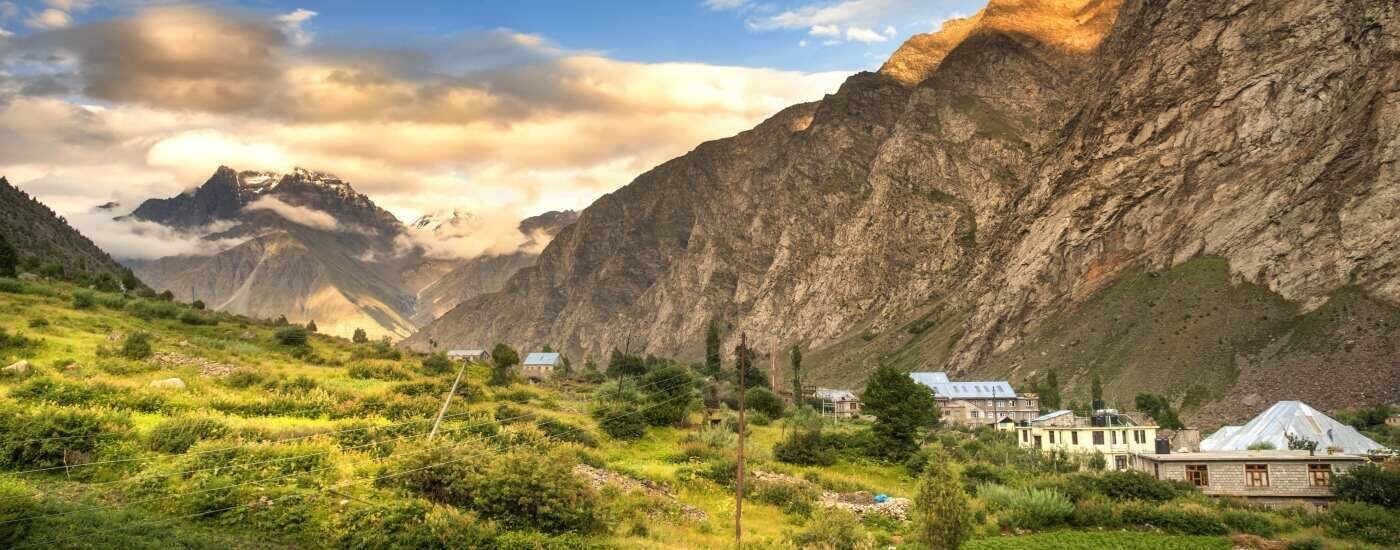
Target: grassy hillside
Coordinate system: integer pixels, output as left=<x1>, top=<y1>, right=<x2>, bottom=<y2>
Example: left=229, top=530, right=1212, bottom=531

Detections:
left=0, top=177, right=136, bottom=286
left=0, top=278, right=1391, bottom=548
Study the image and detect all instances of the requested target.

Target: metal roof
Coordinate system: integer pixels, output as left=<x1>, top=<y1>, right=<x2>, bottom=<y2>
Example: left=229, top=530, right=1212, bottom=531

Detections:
left=1200, top=401, right=1386, bottom=454
left=1137, top=450, right=1366, bottom=462
left=815, top=388, right=858, bottom=401
left=909, top=372, right=1015, bottom=399
left=522, top=352, right=561, bottom=365
left=1032, top=410, right=1074, bottom=423
left=447, top=349, right=486, bottom=356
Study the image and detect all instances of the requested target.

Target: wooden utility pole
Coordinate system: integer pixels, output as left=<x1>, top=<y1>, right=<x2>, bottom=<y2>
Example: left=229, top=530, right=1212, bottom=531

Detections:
left=428, top=360, right=468, bottom=439
left=735, top=332, right=747, bottom=546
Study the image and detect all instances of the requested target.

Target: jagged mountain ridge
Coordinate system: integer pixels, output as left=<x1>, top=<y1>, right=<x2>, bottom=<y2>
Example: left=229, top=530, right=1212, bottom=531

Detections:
left=126, top=168, right=576, bottom=338
left=0, top=176, right=137, bottom=283
left=405, top=0, right=1399, bottom=420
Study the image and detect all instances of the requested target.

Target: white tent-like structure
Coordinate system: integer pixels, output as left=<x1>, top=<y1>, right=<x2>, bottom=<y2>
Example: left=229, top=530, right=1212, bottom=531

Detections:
left=1200, top=401, right=1386, bottom=454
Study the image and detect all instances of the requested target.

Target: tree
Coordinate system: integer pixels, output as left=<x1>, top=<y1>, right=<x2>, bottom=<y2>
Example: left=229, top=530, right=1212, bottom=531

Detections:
left=1040, top=369, right=1061, bottom=410
left=421, top=352, right=453, bottom=376
left=352, top=328, right=369, bottom=344
left=191, top=300, right=205, bottom=310
left=158, top=289, right=175, bottom=301
left=1134, top=393, right=1184, bottom=430
left=0, top=235, right=19, bottom=277
left=641, top=364, right=695, bottom=426
left=733, top=336, right=768, bottom=390
left=120, top=269, right=141, bottom=292
left=912, top=448, right=974, bottom=550
left=120, top=331, right=154, bottom=360
left=1090, top=370, right=1104, bottom=408
left=489, top=343, right=520, bottom=386
left=745, top=387, right=784, bottom=418
left=704, top=320, right=722, bottom=377
left=306, top=320, right=318, bottom=333
left=790, top=344, right=804, bottom=407
left=605, top=349, right=646, bottom=378
left=860, top=365, right=938, bottom=460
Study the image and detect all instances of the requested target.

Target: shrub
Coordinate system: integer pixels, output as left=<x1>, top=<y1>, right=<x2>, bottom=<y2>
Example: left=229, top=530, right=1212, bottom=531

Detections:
left=745, top=387, right=784, bottom=418
left=1095, top=470, right=1192, bottom=502
left=1324, top=502, right=1400, bottom=545
left=129, top=300, right=179, bottom=320
left=274, top=326, right=309, bottom=346
left=1121, top=502, right=1226, bottom=536
left=347, top=363, right=410, bottom=381
left=222, top=370, right=265, bottom=389
left=913, top=448, right=974, bottom=549
left=1069, top=495, right=1123, bottom=528
left=26, top=318, right=48, bottom=329
left=789, top=507, right=873, bottom=550
left=178, top=310, right=215, bottom=325
left=1333, top=463, right=1400, bottom=508
left=420, top=352, right=453, bottom=376
left=71, top=290, right=96, bottom=309
left=534, top=417, right=598, bottom=448
left=980, top=484, right=1073, bottom=531
left=1220, top=509, right=1279, bottom=537
left=94, top=293, right=126, bottom=309
left=147, top=417, right=230, bottom=453
left=0, top=404, right=128, bottom=471
left=120, top=331, right=153, bottom=359
left=1246, top=441, right=1276, bottom=450
left=774, top=430, right=837, bottom=466
left=0, top=478, right=40, bottom=546
left=0, top=327, right=34, bottom=351
left=697, top=457, right=737, bottom=487
left=641, top=364, right=696, bottom=427
left=750, top=479, right=819, bottom=518
left=593, top=400, right=646, bottom=440
left=1286, top=538, right=1323, bottom=550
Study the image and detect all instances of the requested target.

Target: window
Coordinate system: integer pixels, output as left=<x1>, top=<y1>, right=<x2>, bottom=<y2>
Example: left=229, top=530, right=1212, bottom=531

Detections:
left=1049, top=431, right=1055, bottom=444
left=1245, top=464, right=1269, bottom=487
left=1111, top=431, right=1118, bottom=445
left=1071, top=432, right=1079, bottom=445
left=1309, top=464, right=1332, bottom=486
left=971, top=410, right=980, bottom=419
left=1135, top=430, right=1146, bottom=444
left=1092, top=431, right=1104, bottom=445
left=1185, top=465, right=1208, bottom=486
left=1021, top=430, right=1028, bottom=443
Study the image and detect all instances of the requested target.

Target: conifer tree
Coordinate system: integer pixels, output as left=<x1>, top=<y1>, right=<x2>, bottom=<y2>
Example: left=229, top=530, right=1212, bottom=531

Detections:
left=0, top=234, right=16, bottom=279
left=1090, top=370, right=1104, bottom=408
left=790, top=344, right=804, bottom=407
left=704, top=320, right=722, bottom=376
left=351, top=328, right=368, bottom=344
left=912, top=448, right=974, bottom=550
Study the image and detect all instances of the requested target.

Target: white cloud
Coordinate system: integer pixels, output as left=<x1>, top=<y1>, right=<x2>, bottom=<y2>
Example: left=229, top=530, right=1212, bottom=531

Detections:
left=845, top=26, right=887, bottom=43
left=0, top=26, right=11, bottom=37
left=26, top=8, right=70, bottom=29
left=244, top=196, right=340, bottom=231
left=146, top=130, right=294, bottom=183
left=703, top=0, right=749, bottom=10
left=405, top=208, right=542, bottom=260
left=277, top=8, right=316, bottom=46
left=798, top=39, right=808, bottom=47
left=808, top=24, right=840, bottom=37
left=749, top=0, right=900, bottom=30
left=65, top=213, right=245, bottom=260
left=883, top=25, right=895, bottom=36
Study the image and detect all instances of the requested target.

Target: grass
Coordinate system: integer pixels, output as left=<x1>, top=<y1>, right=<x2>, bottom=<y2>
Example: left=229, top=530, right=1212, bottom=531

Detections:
left=964, top=531, right=1232, bottom=550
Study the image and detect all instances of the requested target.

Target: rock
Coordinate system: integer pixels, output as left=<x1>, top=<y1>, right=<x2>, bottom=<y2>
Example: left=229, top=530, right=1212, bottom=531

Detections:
left=17, top=272, right=37, bottom=281
left=572, top=464, right=707, bottom=522
left=2, top=360, right=30, bottom=375
left=148, top=377, right=187, bottom=390
left=239, top=331, right=256, bottom=341
left=150, top=352, right=237, bottom=377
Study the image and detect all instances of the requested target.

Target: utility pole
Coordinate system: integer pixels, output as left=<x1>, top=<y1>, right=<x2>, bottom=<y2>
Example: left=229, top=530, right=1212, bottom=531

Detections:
left=735, top=332, right=747, bottom=547
left=428, top=359, right=468, bottom=439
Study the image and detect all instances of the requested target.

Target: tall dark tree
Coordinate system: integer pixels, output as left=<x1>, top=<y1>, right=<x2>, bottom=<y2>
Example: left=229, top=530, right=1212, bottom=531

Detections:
left=490, top=342, right=521, bottom=386
left=641, top=363, right=695, bottom=426
left=790, top=344, right=804, bottom=406
left=1090, top=370, right=1104, bottom=409
left=1040, top=369, right=1062, bottom=410
left=733, top=335, right=768, bottom=390
left=860, top=365, right=938, bottom=460
left=351, top=328, right=368, bottom=344
left=704, top=320, right=722, bottom=377
left=0, top=234, right=19, bottom=278
left=606, top=349, right=646, bottom=378
left=306, top=320, right=318, bottom=333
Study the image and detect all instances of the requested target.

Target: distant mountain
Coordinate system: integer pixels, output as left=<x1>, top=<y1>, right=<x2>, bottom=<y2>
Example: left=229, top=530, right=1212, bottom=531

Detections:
left=124, top=167, right=575, bottom=339
left=0, top=176, right=136, bottom=284
left=403, top=0, right=1400, bottom=421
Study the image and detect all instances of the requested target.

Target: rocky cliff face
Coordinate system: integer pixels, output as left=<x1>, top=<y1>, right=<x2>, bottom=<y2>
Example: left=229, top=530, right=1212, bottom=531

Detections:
left=0, top=176, right=136, bottom=283
left=406, top=0, right=1399, bottom=420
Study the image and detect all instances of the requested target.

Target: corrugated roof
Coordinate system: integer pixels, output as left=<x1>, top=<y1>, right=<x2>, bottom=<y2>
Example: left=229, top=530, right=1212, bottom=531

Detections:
left=522, top=352, right=561, bottom=365
left=447, top=349, right=486, bottom=356
left=1200, top=401, right=1386, bottom=454
left=1032, top=410, right=1073, bottom=423
left=815, top=388, right=858, bottom=401
left=1139, top=450, right=1366, bottom=462
left=909, top=372, right=1014, bottom=398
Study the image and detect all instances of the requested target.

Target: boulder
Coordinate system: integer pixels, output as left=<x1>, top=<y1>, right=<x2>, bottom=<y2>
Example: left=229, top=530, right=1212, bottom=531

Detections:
left=148, top=377, right=187, bottom=390
left=2, top=360, right=30, bottom=375
left=16, top=272, right=37, bottom=281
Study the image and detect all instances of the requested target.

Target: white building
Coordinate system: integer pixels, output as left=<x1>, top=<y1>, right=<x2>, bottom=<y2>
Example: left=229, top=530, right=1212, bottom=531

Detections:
left=520, top=352, right=562, bottom=380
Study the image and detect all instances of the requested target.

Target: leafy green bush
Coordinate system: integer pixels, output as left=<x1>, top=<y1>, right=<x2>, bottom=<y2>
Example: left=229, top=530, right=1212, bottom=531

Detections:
left=1069, top=495, right=1123, bottom=528
left=120, top=331, right=153, bottom=360
left=178, top=310, right=215, bottom=325
left=0, top=478, right=39, bottom=546
left=94, top=293, right=127, bottom=309
left=420, top=352, right=453, bottom=375
left=534, top=417, right=598, bottom=447
left=1095, top=470, right=1192, bottom=502
left=789, top=507, right=873, bottom=549
left=146, top=417, right=230, bottom=453
left=274, top=326, right=309, bottom=346
left=1246, top=441, right=1276, bottom=450
left=347, top=362, right=410, bottom=381
left=750, top=479, right=819, bottom=518
left=0, top=404, right=128, bottom=471
left=8, top=377, right=168, bottom=412
left=1219, top=509, right=1279, bottom=537
left=71, top=290, right=96, bottom=309
left=1120, top=502, right=1226, bottom=535
left=1324, top=502, right=1400, bottom=545
left=0, top=326, right=36, bottom=351
left=221, top=369, right=265, bottom=389
left=774, top=430, right=836, bottom=466
left=1334, top=463, right=1400, bottom=508
left=130, top=300, right=179, bottom=320
left=1285, top=537, right=1323, bottom=550
left=26, top=317, right=48, bottom=329
left=980, top=484, right=1073, bottom=531
left=745, top=387, right=784, bottom=417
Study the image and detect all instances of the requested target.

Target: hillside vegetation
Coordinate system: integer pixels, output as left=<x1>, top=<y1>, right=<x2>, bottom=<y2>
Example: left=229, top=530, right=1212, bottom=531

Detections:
left=0, top=278, right=1395, bottom=548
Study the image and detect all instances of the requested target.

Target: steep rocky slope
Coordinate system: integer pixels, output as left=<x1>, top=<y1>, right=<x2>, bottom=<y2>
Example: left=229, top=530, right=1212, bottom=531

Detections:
left=0, top=176, right=137, bottom=283
left=407, top=0, right=1398, bottom=420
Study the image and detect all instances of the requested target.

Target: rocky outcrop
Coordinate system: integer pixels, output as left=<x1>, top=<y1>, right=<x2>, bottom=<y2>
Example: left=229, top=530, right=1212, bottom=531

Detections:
left=407, top=0, right=1398, bottom=418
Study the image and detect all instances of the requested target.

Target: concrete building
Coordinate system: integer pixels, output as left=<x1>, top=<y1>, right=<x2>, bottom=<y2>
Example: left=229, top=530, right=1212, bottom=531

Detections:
left=520, top=352, right=561, bottom=380
left=1131, top=450, right=1366, bottom=506
left=814, top=388, right=861, bottom=419
left=1016, top=409, right=1158, bottom=471
left=446, top=349, right=489, bottom=362
left=909, top=372, right=1039, bottom=427
left=1201, top=401, right=1385, bottom=455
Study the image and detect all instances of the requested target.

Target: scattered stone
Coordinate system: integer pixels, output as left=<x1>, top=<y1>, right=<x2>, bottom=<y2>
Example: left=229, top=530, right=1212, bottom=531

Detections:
left=148, top=377, right=187, bottom=390
left=150, top=352, right=238, bottom=377
left=106, top=332, right=122, bottom=342
left=2, top=360, right=31, bottom=375
left=239, top=331, right=257, bottom=341
left=17, top=272, right=37, bottom=281
left=573, top=464, right=707, bottom=522
left=751, top=470, right=909, bottom=520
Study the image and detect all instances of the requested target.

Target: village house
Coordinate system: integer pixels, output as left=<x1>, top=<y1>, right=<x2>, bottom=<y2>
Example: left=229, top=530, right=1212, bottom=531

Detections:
left=446, top=349, right=490, bottom=363
left=909, top=372, right=1039, bottom=427
left=520, top=352, right=561, bottom=380
left=1200, top=401, right=1385, bottom=455
left=813, top=388, right=861, bottom=419
left=1016, top=409, right=1159, bottom=471
left=1130, top=450, right=1366, bottom=506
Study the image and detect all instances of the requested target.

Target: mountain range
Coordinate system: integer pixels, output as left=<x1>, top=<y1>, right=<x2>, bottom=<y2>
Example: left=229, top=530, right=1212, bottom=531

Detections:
left=403, top=0, right=1400, bottom=420
left=0, top=176, right=136, bottom=284
left=122, top=166, right=575, bottom=339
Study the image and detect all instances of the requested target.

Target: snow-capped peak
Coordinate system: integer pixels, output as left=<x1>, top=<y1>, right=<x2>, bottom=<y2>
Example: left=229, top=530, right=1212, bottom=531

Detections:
left=236, top=170, right=281, bottom=193
left=412, top=209, right=476, bottom=235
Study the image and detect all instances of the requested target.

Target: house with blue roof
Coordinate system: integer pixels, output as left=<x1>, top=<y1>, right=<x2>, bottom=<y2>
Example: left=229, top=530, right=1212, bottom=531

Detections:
left=520, top=352, right=562, bottom=380
left=909, top=371, right=1040, bottom=427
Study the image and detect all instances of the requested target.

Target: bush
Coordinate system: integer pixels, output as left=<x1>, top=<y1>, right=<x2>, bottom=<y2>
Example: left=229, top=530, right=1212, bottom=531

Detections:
left=26, top=318, right=48, bottom=329
left=980, top=484, right=1073, bottom=531
left=222, top=370, right=265, bottom=389
left=1120, top=502, right=1226, bottom=536
left=1070, top=495, right=1123, bottom=528
left=745, top=387, right=784, bottom=418
left=130, top=300, right=179, bottom=320
left=274, top=326, right=309, bottom=346
left=1246, top=441, right=1276, bottom=450
left=347, top=363, right=410, bottom=381
left=534, top=417, right=598, bottom=448
left=420, top=352, right=453, bottom=376
left=774, top=430, right=836, bottom=466
left=147, top=417, right=230, bottom=453
left=71, top=290, right=96, bottom=309
left=750, top=480, right=819, bottom=518
left=0, top=404, right=128, bottom=471
left=1095, top=470, right=1192, bottom=502
left=1324, top=502, right=1400, bottom=545
left=0, top=478, right=40, bottom=546
left=1285, top=537, right=1323, bottom=550
left=1333, top=463, right=1400, bottom=508
left=120, top=331, right=153, bottom=360
left=593, top=401, right=646, bottom=440
left=178, top=310, right=215, bottom=326
left=1219, top=509, right=1279, bottom=537
left=789, top=507, right=873, bottom=550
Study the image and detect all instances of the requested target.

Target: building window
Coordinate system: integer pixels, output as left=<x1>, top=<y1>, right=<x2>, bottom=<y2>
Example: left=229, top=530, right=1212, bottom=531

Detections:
left=1135, top=430, right=1146, bottom=444
left=1049, top=431, right=1055, bottom=444
left=1185, top=465, right=1208, bottom=486
left=971, top=410, right=980, bottom=419
left=1309, top=464, right=1332, bottom=486
left=1111, top=431, right=1118, bottom=445
left=1071, top=432, right=1079, bottom=445
left=1021, top=430, right=1028, bottom=443
left=1093, top=431, right=1104, bottom=445
left=1245, top=464, right=1269, bottom=487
